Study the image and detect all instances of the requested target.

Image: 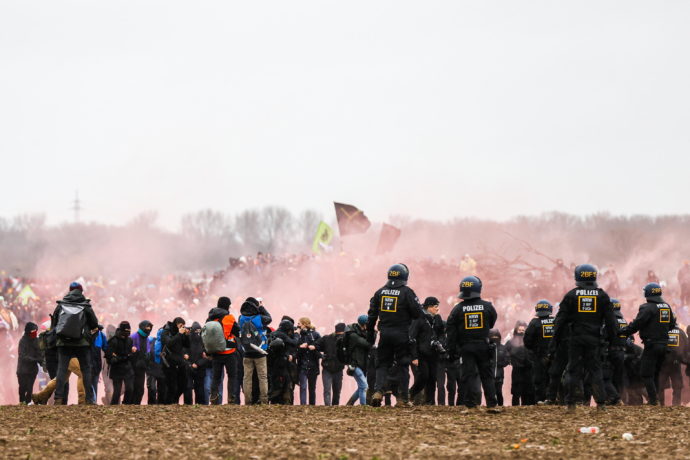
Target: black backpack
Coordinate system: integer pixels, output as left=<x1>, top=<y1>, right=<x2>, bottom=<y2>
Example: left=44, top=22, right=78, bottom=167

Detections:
left=55, top=302, right=88, bottom=340
left=240, top=318, right=265, bottom=353
left=335, top=332, right=351, bottom=365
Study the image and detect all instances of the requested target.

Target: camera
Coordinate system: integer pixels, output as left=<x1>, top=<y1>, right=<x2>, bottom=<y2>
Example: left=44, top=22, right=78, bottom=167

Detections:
left=431, top=340, right=446, bottom=354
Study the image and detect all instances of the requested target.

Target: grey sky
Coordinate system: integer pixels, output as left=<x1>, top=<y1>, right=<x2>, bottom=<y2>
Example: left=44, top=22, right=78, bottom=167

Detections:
left=1, top=1, right=688, bottom=230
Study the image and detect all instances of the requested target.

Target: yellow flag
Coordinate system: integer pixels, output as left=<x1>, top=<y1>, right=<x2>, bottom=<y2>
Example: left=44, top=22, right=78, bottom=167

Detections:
left=312, top=221, right=334, bottom=254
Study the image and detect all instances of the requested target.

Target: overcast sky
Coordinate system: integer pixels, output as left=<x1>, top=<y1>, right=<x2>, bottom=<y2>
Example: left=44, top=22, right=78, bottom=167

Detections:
left=1, top=1, right=688, bottom=229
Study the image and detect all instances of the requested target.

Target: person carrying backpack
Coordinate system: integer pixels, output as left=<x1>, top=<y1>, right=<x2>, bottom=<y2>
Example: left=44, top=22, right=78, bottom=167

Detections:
left=130, top=320, right=153, bottom=404
left=238, top=297, right=271, bottom=404
left=316, top=323, right=346, bottom=406
left=50, top=282, right=99, bottom=405
left=205, top=297, right=240, bottom=404
left=297, top=317, right=321, bottom=405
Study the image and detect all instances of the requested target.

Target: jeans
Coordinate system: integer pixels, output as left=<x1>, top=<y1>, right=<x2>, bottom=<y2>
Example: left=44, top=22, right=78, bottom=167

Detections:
left=211, top=353, right=237, bottom=404
left=204, top=367, right=224, bottom=404
left=349, top=367, right=368, bottom=405
left=55, top=347, right=93, bottom=403
left=299, top=370, right=318, bottom=405
left=322, top=369, right=343, bottom=406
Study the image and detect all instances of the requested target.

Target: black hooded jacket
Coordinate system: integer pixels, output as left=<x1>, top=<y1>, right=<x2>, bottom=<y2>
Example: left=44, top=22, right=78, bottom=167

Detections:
left=161, top=321, right=190, bottom=367
left=410, top=311, right=445, bottom=360
left=186, top=322, right=210, bottom=371
left=106, top=328, right=134, bottom=379
left=50, top=289, right=99, bottom=347
left=17, top=323, right=42, bottom=374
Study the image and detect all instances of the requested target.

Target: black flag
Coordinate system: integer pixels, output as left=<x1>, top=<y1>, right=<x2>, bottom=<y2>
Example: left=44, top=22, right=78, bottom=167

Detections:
left=376, top=223, right=401, bottom=254
left=334, top=202, right=371, bottom=236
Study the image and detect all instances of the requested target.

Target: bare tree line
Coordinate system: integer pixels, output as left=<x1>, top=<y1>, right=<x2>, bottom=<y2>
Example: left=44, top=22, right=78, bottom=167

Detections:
left=1, top=209, right=690, bottom=280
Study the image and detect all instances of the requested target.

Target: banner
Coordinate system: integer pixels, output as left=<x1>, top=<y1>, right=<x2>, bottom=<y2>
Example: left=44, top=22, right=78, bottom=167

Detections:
left=334, top=202, right=371, bottom=236
left=376, top=223, right=401, bottom=254
left=311, top=221, right=335, bottom=254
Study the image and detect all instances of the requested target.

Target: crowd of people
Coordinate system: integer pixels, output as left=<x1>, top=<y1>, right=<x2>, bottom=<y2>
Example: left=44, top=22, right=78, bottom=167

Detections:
left=8, top=259, right=690, bottom=409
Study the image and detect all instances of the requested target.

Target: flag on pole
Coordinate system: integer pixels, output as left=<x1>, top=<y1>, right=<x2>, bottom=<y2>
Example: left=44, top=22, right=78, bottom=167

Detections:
left=311, top=221, right=335, bottom=254
left=376, top=223, right=401, bottom=254
left=17, top=285, right=38, bottom=305
left=334, top=202, right=371, bottom=236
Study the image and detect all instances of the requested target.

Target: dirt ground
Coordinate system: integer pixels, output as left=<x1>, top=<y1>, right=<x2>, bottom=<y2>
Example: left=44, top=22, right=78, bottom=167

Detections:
left=0, top=405, right=687, bottom=459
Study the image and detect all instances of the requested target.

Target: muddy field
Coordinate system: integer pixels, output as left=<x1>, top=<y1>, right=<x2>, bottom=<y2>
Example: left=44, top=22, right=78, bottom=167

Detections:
left=0, top=405, right=687, bottom=459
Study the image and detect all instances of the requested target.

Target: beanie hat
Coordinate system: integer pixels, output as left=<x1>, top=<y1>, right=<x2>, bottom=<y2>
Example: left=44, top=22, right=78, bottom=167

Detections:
left=335, top=322, right=346, bottom=333
left=281, top=315, right=295, bottom=325
left=423, top=296, right=440, bottom=308
left=357, top=315, right=368, bottom=326
left=217, top=296, right=231, bottom=311
left=69, top=281, right=83, bottom=291
left=245, top=297, right=259, bottom=307
left=118, top=321, right=131, bottom=332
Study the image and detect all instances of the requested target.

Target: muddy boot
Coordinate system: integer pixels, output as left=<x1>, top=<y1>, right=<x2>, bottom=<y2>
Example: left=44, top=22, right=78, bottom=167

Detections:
left=31, top=394, right=46, bottom=405
left=53, top=398, right=65, bottom=406
left=412, top=391, right=425, bottom=406
left=486, top=406, right=502, bottom=414
left=597, top=404, right=606, bottom=412
left=346, top=394, right=357, bottom=406
left=371, top=391, right=383, bottom=407
left=209, top=390, right=220, bottom=405
left=396, top=399, right=413, bottom=407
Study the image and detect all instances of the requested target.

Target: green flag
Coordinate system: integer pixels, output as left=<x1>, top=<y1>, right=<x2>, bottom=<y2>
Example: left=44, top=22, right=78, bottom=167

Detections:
left=311, top=221, right=334, bottom=254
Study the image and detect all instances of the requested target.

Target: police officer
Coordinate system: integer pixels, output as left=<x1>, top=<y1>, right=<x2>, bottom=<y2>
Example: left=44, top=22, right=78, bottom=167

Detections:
left=552, top=264, right=617, bottom=412
left=524, top=300, right=555, bottom=404
left=446, top=276, right=499, bottom=411
left=657, top=324, right=687, bottom=406
left=606, top=299, right=627, bottom=404
left=367, top=263, right=423, bottom=407
left=619, top=283, right=677, bottom=405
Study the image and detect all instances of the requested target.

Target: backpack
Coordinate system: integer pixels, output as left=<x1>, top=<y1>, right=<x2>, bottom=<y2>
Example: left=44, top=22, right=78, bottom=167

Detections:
left=153, top=328, right=165, bottom=365
left=39, top=329, right=57, bottom=351
left=335, top=331, right=351, bottom=365
left=55, top=302, right=87, bottom=340
left=202, top=321, right=227, bottom=354
left=240, top=316, right=267, bottom=354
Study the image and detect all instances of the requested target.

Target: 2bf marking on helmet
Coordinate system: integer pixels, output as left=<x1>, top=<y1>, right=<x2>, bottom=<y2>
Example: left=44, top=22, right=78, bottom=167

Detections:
left=381, top=296, right=398, bottom=313
left=577, top=296, right=597, bottom=313
left=464, top=312, right=483, bottom=329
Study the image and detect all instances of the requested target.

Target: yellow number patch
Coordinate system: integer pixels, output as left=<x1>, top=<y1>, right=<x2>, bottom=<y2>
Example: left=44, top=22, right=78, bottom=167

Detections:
left=668, top=333, right=680, bottom=347
left=659, top=308, right=671, bottom=323
left=542, top=324, right=554, bottom=338
left=381, top=296, right=398, bottom=313
left=464, top=312, right=483, bottom=329
left=578, top=296, right=597, bottom=313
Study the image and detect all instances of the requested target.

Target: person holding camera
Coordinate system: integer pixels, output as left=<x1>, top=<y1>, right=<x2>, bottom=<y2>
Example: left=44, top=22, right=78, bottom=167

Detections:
left=409, top=297, right=445, bottom=405
left=160, top=317, right=191, bottom=404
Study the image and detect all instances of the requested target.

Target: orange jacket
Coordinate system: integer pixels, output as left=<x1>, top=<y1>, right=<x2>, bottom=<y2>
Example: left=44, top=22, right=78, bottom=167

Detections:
left=217, top=314, right=237, bottom=355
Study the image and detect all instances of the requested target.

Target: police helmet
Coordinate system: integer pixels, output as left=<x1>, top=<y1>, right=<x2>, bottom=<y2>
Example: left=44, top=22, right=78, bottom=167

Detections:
left=387, top=263, right=409, bottom=286
left=535, top=299, right=553, bottom=317
left=574, top=264, right=598, bottom=283
left=643, top=282, right=663, bottom=299
left=459, top=276, right=482, bottom=299
left=611, top=298, right=621, bottom=311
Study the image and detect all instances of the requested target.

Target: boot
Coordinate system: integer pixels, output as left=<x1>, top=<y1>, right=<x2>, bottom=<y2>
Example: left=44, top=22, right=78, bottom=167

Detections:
left=209, top=391, right=220, bottom=405
left=53, top=398, right=65, bottom=406
left=31, top=394, right=46, bottom=405
left=371, top=391, right=383, bottom=407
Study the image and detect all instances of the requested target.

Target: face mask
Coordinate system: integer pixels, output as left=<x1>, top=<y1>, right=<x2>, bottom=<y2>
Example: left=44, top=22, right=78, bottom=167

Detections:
left=29, top=330, right=38, bottom=339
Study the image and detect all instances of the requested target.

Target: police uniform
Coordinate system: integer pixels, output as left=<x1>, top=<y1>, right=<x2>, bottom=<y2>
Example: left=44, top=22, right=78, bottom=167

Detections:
left=620, top=284, right=676, bottom=405
left=524, top=302, right=555, bottom=403
left=657, top=326, right=686, bottom=405
left=446, top=292, right=498, bottom=408
left=552, top=267, right=617, bottom=409
left=367, top=267, right=423, bottom=404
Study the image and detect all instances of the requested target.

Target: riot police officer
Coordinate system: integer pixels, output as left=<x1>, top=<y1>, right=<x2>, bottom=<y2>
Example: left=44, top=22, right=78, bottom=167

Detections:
left=552, top=264, right=617, bottom=412
left=524, top=300, right=555, bottom=403
left=367, top=263, right=423, bottom=407
left=607, top=299, right=627, bottom=404
left=620, top=283, right=677, bottom=405
left=446, top=276, right=499, bottom=411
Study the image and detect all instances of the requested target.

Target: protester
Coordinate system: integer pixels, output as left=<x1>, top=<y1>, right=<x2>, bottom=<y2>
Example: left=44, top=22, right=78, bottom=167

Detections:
left=239, top=297, right=271, bottom=405
left=16, top=322, right=42, bottom=404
